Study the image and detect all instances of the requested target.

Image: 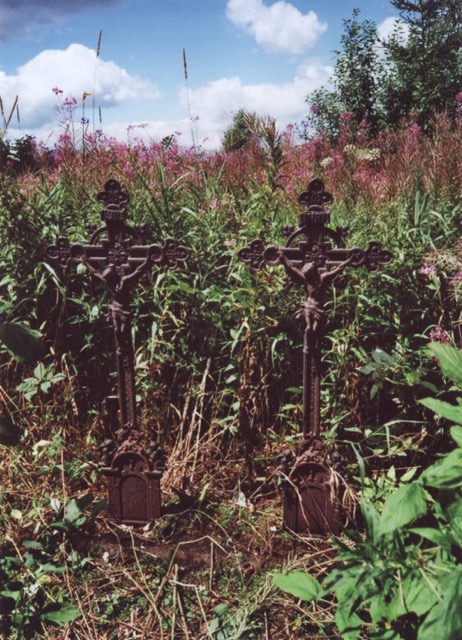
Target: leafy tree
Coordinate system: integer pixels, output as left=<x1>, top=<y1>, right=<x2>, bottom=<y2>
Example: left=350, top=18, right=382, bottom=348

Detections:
left=305, top=1, right=462, bottom=138
left=383, top=0, right=462, bottom=129
left=221, top=108, right=254, bottom=151
left=305, top=9, right=383, bottom=140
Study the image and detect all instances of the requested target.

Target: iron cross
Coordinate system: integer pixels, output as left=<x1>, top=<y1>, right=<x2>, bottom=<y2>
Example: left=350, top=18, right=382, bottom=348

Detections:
left=47, top=179, right=189, bottom=434
left=46, top=179, right=190, bottom=523
left=239, top=178, right=392, bottom=441
left=239, top=178, right=393, bottom=534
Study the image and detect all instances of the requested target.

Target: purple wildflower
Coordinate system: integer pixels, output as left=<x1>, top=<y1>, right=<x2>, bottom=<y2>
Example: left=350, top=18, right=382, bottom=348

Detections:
left=419, top=265, right=436, bottom=276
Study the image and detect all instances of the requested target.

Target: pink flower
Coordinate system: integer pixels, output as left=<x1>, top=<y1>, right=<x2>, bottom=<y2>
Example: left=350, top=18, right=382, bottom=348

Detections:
left=419, top=265, right=436, bottom=276
left=429, top=326, right=451, bottom=344
left=409, top=124, right=421, bottom=135
left=209, top=198, right=220, bottom=209
left=310, top=105, right=319, bottom=115
left=453, top=271, right=462, bottom=285
left=52, top=87, right=63, bottom=95
left=340, top=112, right=352, bottom=121
left=456, top=92, right=462, bottom=103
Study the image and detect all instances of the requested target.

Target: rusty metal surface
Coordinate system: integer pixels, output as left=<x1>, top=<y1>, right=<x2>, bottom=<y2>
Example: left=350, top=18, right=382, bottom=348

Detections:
left=47, top=179, right=189, bottom=524
left=239, top=178, right=393, bottom=535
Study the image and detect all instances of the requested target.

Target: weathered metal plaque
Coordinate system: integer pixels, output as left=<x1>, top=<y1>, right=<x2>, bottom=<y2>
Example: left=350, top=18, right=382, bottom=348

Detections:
left=104, top=452, right=162, bottom=524
left=283, top=464, right=339, bottom=535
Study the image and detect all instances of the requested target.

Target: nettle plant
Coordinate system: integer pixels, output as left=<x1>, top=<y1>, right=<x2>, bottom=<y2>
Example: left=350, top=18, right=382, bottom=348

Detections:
left=275, top=343, right=462, bottom=640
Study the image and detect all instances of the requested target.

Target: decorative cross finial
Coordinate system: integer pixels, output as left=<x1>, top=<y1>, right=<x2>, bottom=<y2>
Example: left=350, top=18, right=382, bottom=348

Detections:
left=298, top=178, right=333, bottom=209
left=298, top=178, right=333, bottom=227
left=97, top=179, right=129, bottom=222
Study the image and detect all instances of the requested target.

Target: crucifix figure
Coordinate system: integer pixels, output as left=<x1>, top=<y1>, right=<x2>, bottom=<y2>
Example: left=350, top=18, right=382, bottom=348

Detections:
left=46, top=179, right=190, bottom=524
left=239, top=178, right=393, bottom=534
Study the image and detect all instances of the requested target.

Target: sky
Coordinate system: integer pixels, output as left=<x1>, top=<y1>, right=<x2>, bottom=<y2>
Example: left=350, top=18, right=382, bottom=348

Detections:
left=0, top=0, right=400, bottom=149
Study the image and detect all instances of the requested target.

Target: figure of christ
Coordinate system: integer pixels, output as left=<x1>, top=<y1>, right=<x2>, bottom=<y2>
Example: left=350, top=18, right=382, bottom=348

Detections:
left=76, top=251, right=155, bottom=432
left=279, top=250, right=359, bottom=437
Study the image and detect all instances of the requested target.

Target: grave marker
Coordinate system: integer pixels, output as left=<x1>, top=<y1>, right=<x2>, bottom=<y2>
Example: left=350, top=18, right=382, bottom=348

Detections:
left=47, top=179, right=190, bottom=524
left=239, top=178, right=393, bottom=534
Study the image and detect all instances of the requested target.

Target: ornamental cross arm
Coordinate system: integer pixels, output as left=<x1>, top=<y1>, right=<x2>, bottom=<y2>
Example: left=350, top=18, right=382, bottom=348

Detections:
left=46, top=236, right=71, bottom=267
left=45, top=179, right=190, bottom=283
left=161, top=238, right=190, bottom=269
left=238, top=239, right=267, bottom=270
left=363, top=241, right=393, bottom=272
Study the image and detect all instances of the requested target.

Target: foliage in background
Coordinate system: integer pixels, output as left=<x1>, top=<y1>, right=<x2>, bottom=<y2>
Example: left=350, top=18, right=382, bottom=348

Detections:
left=305, top=0, right=462, bottom=140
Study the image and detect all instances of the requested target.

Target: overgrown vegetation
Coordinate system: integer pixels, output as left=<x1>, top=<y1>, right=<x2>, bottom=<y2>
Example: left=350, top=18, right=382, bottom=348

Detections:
left=1, top=1, right=462, bottom=636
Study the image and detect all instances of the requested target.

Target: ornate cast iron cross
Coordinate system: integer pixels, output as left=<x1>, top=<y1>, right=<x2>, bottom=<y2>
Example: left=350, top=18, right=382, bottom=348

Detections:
left=46, top=179, right=190, bottom=524
left=239, top=178, right=393, bottom=535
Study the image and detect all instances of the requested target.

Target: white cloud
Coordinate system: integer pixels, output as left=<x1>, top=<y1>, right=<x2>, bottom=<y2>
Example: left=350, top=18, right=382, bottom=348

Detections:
left=180, top=60, right=332, bottom=147
left=377, top=17, right=409, bottom=43
left=3, top=45, right=331, bottom=151
left=0, top=44, right=159, bottom=129
left=226, top=0, right=327, bottom=55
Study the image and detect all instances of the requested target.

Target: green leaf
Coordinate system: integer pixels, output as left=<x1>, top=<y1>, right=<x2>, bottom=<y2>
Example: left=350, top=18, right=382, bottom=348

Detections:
left=418, top=568, right=462, bottom=640
left=409, top=527, right=454, bottom=552
left=0, top=414, right=22, bottom=446
left=360, top=499, right=379, bottom=542
left=450, top=426, right=462, bottom=447
left=427, top=343, right=462, bottom=387
left=394, top=574, right=439, bottom=618
left=0, top=322, right=46, bottom=363
left=438, top=490, right=462, bottom=546
left=41, top=602, right=81, bottom=625
left=421, top=449, right=462, bottom=489
left=273, top=571, right=321, bottom=601
left=379, top=483, right=427, bottom=535
left=335, top=604, right=362, bottom=640
left=419, top=398, right=462, bottom=426
left=22, top=540, right=43, bottom=549
left=371, top=348, right=394, bottom=365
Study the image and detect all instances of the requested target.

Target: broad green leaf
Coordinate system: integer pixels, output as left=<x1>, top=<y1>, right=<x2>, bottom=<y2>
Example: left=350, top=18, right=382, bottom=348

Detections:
left=64, top=499, right=84, bottom=524
left=379, top=483, right=427, bottom=535
left=438, top=490, right=462, bottom=546
left=360, top=499, right=379, bottom=542
left=0, top=414, right=22, bottom=446
left=0, top=322, right=46, bottom=363
left=419, top=398, right=462, bottom=426
left=409, top=527, right=454, bottom=552
left=427, top=343, right=462, bottom=387
left=418, top=568, right=462, bottom=640
left=335, top=605, right=362, bottom=640
left=372, top=348, right=395, bottom=365
left=387, top=574, right=439, bottom=618
left=273, top=571, right=321, bottom=601
left=450, top=426, right=462, bottom=447
left=22, top=540, right=43, bottom=549
left=370, top=592, right=398, bottom=623
left=41, top=602, right=81, bottom=625
left=421, top=449, right=462, bottom=489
